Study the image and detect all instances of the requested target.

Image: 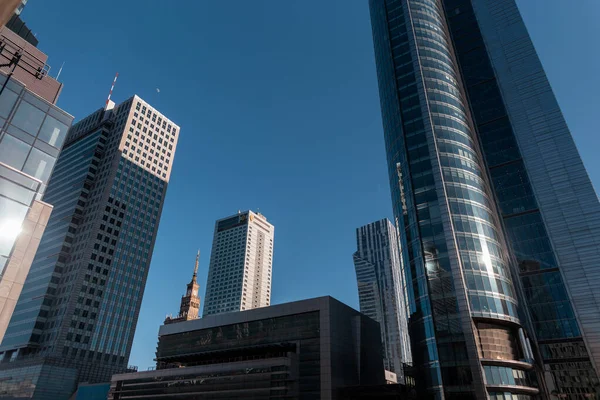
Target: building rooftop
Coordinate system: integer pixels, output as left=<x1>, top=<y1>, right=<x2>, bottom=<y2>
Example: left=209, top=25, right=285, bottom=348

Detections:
left=160, top=296, right=356, bottom=336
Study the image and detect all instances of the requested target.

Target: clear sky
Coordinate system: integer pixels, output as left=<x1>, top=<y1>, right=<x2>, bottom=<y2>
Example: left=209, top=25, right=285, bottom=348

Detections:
left=20, top=0, right=600, bottom=370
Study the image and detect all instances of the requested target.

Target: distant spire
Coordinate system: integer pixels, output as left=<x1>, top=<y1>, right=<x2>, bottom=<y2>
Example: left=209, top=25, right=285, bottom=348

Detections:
left=165, top=250, right=202, bottom=325
left=193, top=250, right=200, bottom=277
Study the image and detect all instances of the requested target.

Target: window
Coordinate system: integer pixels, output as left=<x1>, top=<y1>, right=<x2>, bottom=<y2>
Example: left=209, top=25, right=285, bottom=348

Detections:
left=0, top=133, right=31, bottom=170
left=23, top=148, right=55, bottom=182
left=11, top=101, right=45, bottom=136
left=0, top=179, right=35, bottom=208
left=0, top=89, right=18, bottom=118
left=38, top=115, right=69, bottom=148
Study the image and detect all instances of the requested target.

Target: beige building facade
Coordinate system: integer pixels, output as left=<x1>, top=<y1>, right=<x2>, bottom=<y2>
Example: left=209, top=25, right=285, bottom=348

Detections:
left=203, top=210, right=274, bottom=316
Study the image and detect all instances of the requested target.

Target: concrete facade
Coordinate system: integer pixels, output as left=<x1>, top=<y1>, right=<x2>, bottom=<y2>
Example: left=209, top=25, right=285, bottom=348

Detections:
left=203, top=210, right=274, bottom=316
left=0, top=27, right=63, bottom=104
left=0, top=0, right=21, bottom=29
left=0, top=200, right=51, bottom=342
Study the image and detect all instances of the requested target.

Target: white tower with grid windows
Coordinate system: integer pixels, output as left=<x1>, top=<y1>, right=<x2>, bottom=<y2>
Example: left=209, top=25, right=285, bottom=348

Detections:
left=203, top=210, right=274, bottom=316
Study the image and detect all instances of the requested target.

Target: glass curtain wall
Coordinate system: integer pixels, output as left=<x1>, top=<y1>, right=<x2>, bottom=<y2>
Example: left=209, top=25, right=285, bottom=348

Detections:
left=369, top=1, right=539, bottom=398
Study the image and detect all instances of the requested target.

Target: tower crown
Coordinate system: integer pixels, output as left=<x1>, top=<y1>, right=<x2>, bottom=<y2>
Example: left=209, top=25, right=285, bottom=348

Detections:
left=164, top=251, right=201, bottom=325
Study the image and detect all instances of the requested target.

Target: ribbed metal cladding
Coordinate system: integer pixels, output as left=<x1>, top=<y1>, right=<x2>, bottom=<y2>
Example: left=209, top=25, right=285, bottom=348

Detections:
left=369, top=0, right=540, bottom=398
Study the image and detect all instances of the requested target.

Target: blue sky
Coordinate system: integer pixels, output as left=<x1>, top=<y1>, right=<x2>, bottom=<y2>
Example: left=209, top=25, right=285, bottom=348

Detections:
left=21, top=1, right=600, bottom=370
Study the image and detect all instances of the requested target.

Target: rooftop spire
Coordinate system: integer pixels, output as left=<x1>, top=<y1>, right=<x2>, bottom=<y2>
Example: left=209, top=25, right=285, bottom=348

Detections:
left=193, top=250, right=200, bottom=277
left=165, top=250, right=201, bottom=325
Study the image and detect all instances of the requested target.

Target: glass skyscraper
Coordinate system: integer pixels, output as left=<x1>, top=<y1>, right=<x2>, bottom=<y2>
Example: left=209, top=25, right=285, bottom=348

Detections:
left=370, top=0, right=600, bottom=398
left=353, top=218, right=411, bottom=382
left=0, top=71, right=73, bottom=343
left=0, top=95, right=179, bottom=399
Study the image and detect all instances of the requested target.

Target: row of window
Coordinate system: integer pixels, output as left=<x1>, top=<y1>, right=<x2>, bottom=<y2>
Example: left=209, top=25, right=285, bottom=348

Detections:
left=488, top=393, right=531, bottom=400
left=128, top=101, right=177, bottom=180
left=470, top=294, right=519, bottom=319
left=94, top=160, right=163, bottom=356
left=131, top=113, right=175, bottom=143
left=135, top=101, right=177, bottom=135
left=484, top=366, right=529, bottom=387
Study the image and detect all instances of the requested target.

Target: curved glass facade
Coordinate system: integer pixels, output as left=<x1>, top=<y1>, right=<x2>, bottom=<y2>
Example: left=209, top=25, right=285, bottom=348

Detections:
left=441, top=0, right=600, bottom=397
left=484, top=366, right=529, bottom=387
left=370, top=0, right=539, bottom=398
left=408, top=0, right=520, bottom=325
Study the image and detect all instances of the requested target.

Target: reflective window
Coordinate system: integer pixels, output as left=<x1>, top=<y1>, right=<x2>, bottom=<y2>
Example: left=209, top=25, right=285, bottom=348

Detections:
left=0, top=196, right=28, bottom=258
left=504, top=212, right=557, bottom=270
left=522, top=270, right=580, bottom=340
left=0, top=89, right=18, bottom=119
left=469, top=294, right=518, bottom=318
left=0, top=133, right=31, bottom=170
left=478, top=118, right=520, bottom=167
left=489, top=392, right=532, bottom=400
left=0, top=163, right=38, bottom=191
left=0, top=177, right=36, bottom=205
left=484, top=366, right=528, bottom=387
left=37, top=115, right=69, bottom=148
left=10, top=101, right=45, bottom=136
left=491, top=162, right=537, bottom=215
left=23, top=148, right=55, bottom=183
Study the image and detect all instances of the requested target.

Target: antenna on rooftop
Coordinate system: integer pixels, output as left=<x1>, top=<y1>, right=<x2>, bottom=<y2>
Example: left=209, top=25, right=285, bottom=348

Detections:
left=56, top=61, right=65, bottom=80
left=105, top=72, right=119, bottom=110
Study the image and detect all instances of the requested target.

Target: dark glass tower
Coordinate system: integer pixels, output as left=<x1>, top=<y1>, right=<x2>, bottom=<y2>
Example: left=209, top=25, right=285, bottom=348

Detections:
left=370, top=0, right=600, bottom=399
left=0, top=96, right=179, bottom=399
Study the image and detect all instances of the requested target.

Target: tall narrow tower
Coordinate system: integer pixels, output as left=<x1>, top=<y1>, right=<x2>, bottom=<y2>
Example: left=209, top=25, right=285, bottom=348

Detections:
left=354, top=218, right=412, bottom=382
left=165, top=252, right=201, bottom=325
left=203, top=211, right=274, bottom=316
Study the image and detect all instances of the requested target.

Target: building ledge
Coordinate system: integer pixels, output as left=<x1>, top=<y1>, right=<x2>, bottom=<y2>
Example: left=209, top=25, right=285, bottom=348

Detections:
left=480, top=358, right=534, bottom=370
left=486, top=384, right=539, bottom=395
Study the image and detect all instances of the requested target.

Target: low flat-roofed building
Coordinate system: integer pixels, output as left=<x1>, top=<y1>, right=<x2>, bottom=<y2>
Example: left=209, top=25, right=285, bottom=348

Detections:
left=109, top=296, right=385, bottom=400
